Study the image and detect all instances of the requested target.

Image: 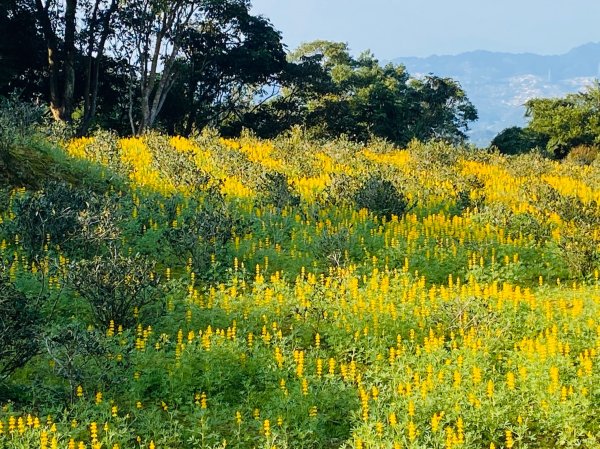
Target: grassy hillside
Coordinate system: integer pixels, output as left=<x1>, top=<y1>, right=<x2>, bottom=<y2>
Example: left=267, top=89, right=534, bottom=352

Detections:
left=1, top=132, right=599, bottom=449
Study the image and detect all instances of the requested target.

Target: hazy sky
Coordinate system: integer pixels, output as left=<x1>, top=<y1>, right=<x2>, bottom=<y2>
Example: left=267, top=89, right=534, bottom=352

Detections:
left=250, top=0, right=600, bottom=59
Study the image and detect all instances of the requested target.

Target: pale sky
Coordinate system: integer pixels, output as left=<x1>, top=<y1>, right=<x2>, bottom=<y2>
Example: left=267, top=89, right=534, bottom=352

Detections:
left=250, top=0, right=600, bottom=59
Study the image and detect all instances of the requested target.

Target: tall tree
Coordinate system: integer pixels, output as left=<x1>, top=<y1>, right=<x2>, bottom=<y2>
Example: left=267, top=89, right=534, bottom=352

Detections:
left=34, top=0, right=78, bottom=121
left=161, top=2, right=286, bottom=134
left=525, top=82, right=600, bottom=157
left=80, top=0, right=119, bottom=130
left=32, top=0, right=119, bottom=124
left=119, top=0, right=204, bottom=133
left=119, top=0, right=285, bottom=134
left=240, top=41, right=477, bottom=146
left=407, top=75, right=478, bottom=144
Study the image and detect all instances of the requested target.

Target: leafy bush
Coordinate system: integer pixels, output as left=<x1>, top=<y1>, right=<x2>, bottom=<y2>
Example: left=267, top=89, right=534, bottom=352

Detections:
left=354, top=175, right=411, bottom=219
left=11, top=181, right=117, bottom=257
left=0, top=260, right=41, bottom=381
left=314, top=226, right=352, bottom=268
left=40, top=323, right=112, bottom=402
left=452, top=175, right=485, bottom=214
left=146, top=132, right=212, bottom=191
left=0, top=92, right=45, bottom=158
left=68, top=249, right=160, bottom=327
left=525, top=182, right=600, bottom=277
left=12, top=182, right=91, bottom=255
left=565, top=144, right=599, bottom=166
left=256, top=172, right=300, bottom=210
left=165, top=189, right=248, bottom=277
left=558, top=226, right=600, bottom=278
left=490, top=126, right=549, bottom=155
left=318, top=173, right=356, bottom=207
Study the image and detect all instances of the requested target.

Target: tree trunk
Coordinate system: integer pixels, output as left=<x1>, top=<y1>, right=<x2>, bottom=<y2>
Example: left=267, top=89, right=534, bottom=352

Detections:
left=82, top=0, right=118, bottom=132
left=35, top=0, right=77, bottom=123
left=62, top=0, right=77, bottom=121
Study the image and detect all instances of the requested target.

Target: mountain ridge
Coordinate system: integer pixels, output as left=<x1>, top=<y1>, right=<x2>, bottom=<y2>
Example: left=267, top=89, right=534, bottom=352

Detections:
left=392, top=43, right=600, bottom=145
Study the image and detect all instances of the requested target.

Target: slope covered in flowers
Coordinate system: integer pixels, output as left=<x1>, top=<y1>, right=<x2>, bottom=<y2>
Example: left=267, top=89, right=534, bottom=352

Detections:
left=1, top=133, right=600, bottom=449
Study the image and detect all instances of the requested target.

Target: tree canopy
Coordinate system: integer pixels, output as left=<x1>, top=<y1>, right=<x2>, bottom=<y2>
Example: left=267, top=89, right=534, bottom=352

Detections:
left=229, top=40, right=477, bottom=146
left=491, top=82, right=600, bottom=158
left=1, top=5, right=478, bottom=144
left=525, top=82, right=600, bottom=157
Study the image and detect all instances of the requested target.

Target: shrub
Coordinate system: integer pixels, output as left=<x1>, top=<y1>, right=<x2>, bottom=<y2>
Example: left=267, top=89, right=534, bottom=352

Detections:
left=452, top=176, right=485, bottom=214
left=165, top=190, right=248, bottom=277
left=526, top=182, right=600, bottom=277
left=0, top=260, right=41, bottom=381
left=558, top=226, right=600, bottom=278
left=256, top=172, right=300, bottom=210
left=407, top=138, right=464, bottom=167
left=565, top=144, right=599, bottom=166
left=68, top=249, right=160, bottom=327
left=318, top=173, right=357, bottom=207
left=145, top=132, right=212, bottom=191
left=490, top=126, right=549, bottom=155
left=85, top=129, right=123, bottom=169
left=0, top=92, right=45, bottom=159
left=314, top=227, right=352, bottom=268
left=40, top=323, right=110, bottom=400
left=12, top=182, right=92, bottom=256
left=11, top=181, right=117, bottom=257
left=354, top=175, right=411, bottom=220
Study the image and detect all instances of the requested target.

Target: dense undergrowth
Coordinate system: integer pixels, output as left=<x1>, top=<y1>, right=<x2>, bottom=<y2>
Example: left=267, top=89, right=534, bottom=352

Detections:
left=0, top=130, right=600, bottom=449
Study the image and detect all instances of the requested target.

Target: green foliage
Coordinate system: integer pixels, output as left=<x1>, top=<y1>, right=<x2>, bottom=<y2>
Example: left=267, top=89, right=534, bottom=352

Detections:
left=165, top=190, right=247, bottom=277
left=12, top=182, right=93, bottom=256
left=234, top=41, right=477, bottom=146
left=41, top=323, right=112, bottom=401
left=525, top=82, right=600, bottom=157
left=68, top=249, right=160, bottom=327
left=523, top=182, right=600, bottom=277
left=318, top=173, right=357, bottom=207
left=354, top=175, right=411, bottom=220
left=5, top=132, right=600, bottom=448
left=313, top=226, right=353, bottom=268
left=0, top=93, right=45, bottom=157
left=0, top=261, right=41, bottom=382
left=490, top=126, right=549, bottom=155
left=255, top=172, right=300, bottom=210
left=11, top=181, right=118, bottom=258
left=565, top=144, right=599, bottom=166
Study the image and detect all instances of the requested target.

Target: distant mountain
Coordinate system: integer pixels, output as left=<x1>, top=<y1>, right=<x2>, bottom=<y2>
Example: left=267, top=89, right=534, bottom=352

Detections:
left=393, top=43, right=600, bottom=146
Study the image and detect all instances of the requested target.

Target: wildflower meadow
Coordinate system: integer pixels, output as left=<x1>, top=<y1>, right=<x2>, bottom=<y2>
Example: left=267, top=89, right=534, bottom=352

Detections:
left=1, top=131, right=599, bottom=449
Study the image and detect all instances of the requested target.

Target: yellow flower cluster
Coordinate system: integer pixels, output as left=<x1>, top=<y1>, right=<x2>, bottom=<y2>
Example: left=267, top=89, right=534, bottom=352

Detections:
left=66, top=137, right=95, bottom=159
left=120, top=137, right=173, bottom=194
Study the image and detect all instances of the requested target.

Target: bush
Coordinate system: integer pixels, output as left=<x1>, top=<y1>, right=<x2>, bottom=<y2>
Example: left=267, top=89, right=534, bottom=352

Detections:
left=318, top=173, right=357, bottom=207
left=256, top=172, right=300, bottom=210
left=0, top=260, right=41, bottom=381
left=0, top=92, right=46, bottom=158
left=145, top=132, right=212, bottom=191
left=354, top=175, right=411, bottom=220
left=12, top=182, right=91, bottom=256
left=314, top=227, right=352, bottom=268
left=565, top=145, right=599, bottom=166
left=558, top=226, right=600, bottom=278
left=165, top=189, right=248, bottom=277
left=40, top=322, right=112, bottom=402
left=452, top=176, right=485, bottom=215
left=525, top=182, right=600, bottom=277
left=490, top=126, right=549, bottom=155
left=11, top=181, right=116, bottom=257
left=68, top=249, right=160, bottom=327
